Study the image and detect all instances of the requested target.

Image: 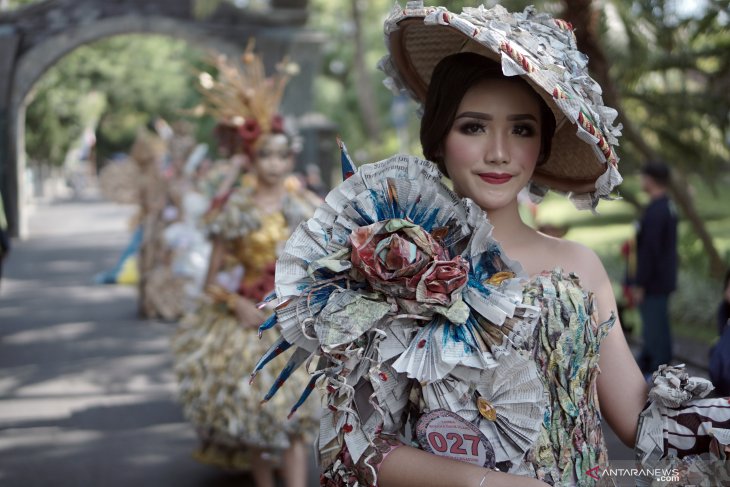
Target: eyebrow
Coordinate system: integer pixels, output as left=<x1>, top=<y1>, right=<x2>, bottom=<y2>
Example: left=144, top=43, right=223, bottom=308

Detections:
left=454, top=111, right=538, bottom=122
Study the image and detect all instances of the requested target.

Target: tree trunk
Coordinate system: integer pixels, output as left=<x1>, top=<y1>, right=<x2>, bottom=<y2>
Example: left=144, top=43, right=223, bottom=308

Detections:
left=351, top=0, right=382, bottom=143
left=669, top=168, right=726, bottom=277
left=560, top=0, right=724, bottom=277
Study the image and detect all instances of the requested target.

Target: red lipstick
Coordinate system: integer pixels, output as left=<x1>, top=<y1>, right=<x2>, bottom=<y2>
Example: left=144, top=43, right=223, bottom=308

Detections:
left=479, top=173, right=513, bottom=185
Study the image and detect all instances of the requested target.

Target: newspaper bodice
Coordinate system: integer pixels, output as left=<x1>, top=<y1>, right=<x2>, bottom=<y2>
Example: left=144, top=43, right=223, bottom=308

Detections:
left=315, top=268, right=613, bottom=487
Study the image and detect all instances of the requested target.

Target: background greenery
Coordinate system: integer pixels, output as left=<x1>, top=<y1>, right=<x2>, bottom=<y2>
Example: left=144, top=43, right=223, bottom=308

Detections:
left=5, top=0, right=730, bottom=343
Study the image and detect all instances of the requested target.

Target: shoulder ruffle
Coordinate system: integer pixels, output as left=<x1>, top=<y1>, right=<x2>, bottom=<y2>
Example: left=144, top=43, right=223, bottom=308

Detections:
left=209, top=186, right=319, bottom=241
left=208, top=186, right=259, bottom=239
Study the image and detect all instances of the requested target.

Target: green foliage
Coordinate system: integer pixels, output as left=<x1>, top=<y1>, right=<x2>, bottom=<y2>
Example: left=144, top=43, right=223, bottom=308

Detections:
left=24, top=34, right=207, bottom=167
left=2, top=0, right=42, bottom=11
left=192, top=0, right=224, bottom=19
left=670, top=268, right=722, bottom=343
left=604, top=0, right=730, bottom=182
left=308, top=0, right=394, bottom=161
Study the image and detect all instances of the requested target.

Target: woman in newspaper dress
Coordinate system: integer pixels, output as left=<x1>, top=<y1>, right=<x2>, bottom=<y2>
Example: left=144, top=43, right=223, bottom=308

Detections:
left=254, top=3, right=730, bottom=487
left=172, top=44, right=319, bottom=487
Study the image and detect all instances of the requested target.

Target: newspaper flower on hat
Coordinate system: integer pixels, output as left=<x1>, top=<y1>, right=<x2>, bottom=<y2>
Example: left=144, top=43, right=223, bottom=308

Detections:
left=380, top=1, right=623, bottom=210
left=196, top=39, right=299, bottom=157
left=251, top=144, right=545, bottom=485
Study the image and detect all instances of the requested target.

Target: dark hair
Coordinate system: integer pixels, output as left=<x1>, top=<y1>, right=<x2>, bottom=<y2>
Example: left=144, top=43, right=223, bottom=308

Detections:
left=420, top=52, right=556, bottom=177
left=640, top=160, right=672, bottom=187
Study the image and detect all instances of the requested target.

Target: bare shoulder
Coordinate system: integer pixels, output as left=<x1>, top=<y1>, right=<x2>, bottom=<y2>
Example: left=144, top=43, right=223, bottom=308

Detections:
left=534, top=233, right=608, bottom=289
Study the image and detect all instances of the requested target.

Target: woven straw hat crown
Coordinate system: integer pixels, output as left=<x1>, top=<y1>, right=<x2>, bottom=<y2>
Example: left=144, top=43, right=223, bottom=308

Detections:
left=380, top=1, right=623, bottom=209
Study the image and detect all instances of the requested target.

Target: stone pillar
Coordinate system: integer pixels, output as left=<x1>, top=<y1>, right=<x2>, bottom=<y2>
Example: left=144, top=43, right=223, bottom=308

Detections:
left=0, top=25, right=19, bottom=236
left=280, top=29, right=326, bottom=117
left=297, top=112, right=337, bottom=191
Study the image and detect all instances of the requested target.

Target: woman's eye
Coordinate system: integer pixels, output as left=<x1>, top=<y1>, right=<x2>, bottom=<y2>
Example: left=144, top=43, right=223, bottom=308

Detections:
left=513, top=124, right=536, bottom=137
left=458, top=122, right=486, bottom=135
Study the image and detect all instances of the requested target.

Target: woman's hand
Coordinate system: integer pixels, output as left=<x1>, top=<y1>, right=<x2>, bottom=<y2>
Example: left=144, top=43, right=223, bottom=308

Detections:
left=230, top=295, right=268, bottom=329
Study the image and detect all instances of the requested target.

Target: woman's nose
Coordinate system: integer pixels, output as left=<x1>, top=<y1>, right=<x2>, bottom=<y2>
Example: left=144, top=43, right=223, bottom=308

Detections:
left=484, top=132, right=509, bottom=164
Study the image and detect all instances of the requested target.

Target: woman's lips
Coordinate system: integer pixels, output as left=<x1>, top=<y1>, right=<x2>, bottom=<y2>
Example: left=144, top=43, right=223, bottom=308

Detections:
left=479, top=173, right=513, bottom=184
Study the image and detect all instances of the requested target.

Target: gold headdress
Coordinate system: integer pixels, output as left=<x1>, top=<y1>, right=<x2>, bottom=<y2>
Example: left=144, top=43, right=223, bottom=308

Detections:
left=197, top=39, right=299, bottom=155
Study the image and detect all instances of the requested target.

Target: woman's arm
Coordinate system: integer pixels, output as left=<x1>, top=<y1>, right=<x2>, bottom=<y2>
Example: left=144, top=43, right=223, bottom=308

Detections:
left=204, top=236, right=226, bottom=288
left=203, top=236, right=266, bottom=327
left=379, top=446, right=548, bottom=487
left=575, top=244, right=648, bottom=447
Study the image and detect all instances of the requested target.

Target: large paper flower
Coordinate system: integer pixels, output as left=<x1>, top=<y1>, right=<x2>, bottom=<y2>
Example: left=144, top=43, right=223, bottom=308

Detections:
left=252, top=149, right=545, bottom=477
left=416, top=256, right=469, bottom=306
left=350, top=219, right=448, bottom=299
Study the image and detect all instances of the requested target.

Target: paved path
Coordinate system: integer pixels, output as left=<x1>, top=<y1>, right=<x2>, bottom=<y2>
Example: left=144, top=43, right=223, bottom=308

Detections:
left=0, top=192, right=712, bottom=486
left=0, top=193, right=318, bottom=487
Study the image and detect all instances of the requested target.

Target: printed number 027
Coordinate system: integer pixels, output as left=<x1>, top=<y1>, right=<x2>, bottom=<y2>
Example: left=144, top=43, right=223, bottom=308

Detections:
left=427, top=432, right=481, bottom=456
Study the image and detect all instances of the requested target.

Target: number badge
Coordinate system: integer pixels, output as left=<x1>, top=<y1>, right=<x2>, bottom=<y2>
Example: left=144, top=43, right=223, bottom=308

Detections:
left=415, top=409, right=496, bottom=468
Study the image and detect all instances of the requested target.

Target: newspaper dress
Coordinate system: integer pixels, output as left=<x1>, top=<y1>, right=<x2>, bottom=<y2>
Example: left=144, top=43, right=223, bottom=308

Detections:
left=252, top=154, right=615, bottom=485
left=172, top=183, right=319, bottom=469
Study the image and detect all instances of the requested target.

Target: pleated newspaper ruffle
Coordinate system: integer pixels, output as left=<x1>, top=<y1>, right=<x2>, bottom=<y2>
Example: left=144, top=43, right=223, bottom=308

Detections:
left=172, top=300, right=318, bottom=465
left=252, top=153, right=546, bottom=485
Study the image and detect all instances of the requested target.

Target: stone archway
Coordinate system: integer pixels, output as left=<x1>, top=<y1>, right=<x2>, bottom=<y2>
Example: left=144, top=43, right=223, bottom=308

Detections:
left=0, top=0, right=323, bottom=237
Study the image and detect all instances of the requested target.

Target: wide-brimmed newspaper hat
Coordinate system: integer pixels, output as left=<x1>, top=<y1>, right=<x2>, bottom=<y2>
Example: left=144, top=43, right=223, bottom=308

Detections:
left=380, top=2, right=623, bottom=208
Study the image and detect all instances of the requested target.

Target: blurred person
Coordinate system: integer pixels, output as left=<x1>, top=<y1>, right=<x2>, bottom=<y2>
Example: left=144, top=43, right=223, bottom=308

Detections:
left=171, top=43, right=319, bottom=487
left=633, top=161, right=678, bottom=377
left=710, top=269, right=730, bottom=395
left=718, top=268, right=730, bottom=334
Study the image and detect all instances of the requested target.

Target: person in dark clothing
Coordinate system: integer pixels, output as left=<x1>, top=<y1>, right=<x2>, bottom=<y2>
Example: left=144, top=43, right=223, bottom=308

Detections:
left=718, top=269, right=730, bottom=335
left=709, top=269, right=730, bottom=395
left=633, top=161, right=678, bottom=376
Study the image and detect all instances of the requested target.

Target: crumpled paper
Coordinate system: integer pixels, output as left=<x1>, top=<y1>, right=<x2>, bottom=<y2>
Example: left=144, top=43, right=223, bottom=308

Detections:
left=636, top=364, right=730, bottom=486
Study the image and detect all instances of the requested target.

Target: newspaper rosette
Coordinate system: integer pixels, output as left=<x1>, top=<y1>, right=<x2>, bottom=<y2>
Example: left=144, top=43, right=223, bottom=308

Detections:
left=251, top=148, right=546, bottom=476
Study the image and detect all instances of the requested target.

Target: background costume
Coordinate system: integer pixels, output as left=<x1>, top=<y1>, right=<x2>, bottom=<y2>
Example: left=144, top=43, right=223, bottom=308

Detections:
left=172, top=181, right=319, bottom=468
left=171, top=41, right=319, bottom=470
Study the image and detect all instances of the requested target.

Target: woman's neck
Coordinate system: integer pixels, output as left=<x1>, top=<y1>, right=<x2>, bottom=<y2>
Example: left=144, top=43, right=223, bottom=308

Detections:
left=253, top=180, right=287, bottom=211
left=485, top=199, right=534, bottom=251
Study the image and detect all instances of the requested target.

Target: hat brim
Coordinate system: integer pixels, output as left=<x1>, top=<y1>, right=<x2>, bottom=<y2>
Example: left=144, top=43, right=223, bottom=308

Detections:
left=386, top=13, right=619, bottom=197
